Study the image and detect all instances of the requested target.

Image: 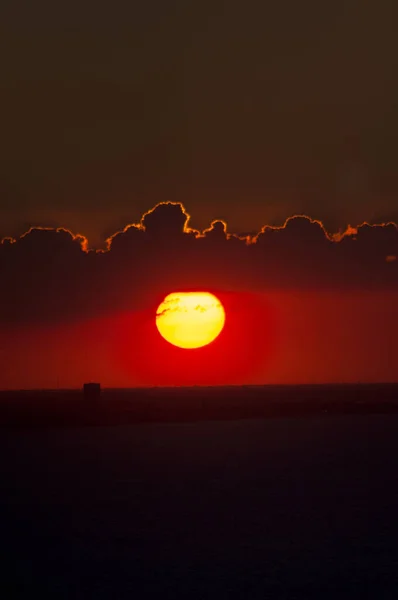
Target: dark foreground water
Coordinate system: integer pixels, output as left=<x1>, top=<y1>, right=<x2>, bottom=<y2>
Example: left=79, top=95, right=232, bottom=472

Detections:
left=1, top=416, right=398, bottom=599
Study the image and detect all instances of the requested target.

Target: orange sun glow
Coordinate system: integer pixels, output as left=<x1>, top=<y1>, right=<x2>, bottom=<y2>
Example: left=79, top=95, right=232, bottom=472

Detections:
left=156, top=291, right=226, bottom=349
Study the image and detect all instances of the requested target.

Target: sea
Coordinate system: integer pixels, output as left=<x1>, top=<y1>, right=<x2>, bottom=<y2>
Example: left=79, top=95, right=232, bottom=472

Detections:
left=1, top=415, right=398, bottom=598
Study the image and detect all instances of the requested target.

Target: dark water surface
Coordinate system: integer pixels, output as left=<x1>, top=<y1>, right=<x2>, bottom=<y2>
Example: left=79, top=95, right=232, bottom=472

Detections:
left=1, top=415, right=398, bottom=598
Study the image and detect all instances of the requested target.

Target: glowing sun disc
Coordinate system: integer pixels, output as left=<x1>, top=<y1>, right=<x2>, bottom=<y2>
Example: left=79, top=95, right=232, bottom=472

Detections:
left=156, top=291, right=226, bottom=349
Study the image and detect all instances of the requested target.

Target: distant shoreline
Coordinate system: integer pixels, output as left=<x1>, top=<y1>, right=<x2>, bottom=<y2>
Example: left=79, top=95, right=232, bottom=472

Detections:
left=0, top=383, right=397, bottom=429
left=1, top=382, right=398, bottom=394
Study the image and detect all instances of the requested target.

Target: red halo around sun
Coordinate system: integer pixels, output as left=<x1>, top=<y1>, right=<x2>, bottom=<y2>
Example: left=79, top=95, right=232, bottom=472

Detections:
left=110, top=289, right=278, bottom=387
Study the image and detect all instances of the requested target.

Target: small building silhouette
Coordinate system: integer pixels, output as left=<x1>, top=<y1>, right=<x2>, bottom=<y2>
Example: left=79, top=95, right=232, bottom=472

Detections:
left=83, top=382, right=101, bottom=402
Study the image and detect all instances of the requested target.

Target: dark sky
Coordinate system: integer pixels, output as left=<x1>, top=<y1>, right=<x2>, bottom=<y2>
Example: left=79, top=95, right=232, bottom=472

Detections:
left=1, top=0, right=398, bottom=246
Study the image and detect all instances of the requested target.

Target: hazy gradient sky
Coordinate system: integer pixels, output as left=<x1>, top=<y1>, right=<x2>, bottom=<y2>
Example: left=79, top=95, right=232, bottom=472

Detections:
left=1, top=0, right=398, bottom=246
left=1, top=1, right=398, bottom=389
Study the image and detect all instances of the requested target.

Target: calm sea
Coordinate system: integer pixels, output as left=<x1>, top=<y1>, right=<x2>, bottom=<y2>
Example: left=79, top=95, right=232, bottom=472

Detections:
left=1, top=415, right=398, bottom=598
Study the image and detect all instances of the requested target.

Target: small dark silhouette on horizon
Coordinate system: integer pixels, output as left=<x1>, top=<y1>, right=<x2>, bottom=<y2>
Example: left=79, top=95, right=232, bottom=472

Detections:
left=83, top=382, right=102, bottom=403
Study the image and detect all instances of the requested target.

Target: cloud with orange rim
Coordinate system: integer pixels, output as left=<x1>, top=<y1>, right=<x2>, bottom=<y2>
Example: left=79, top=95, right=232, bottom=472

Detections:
left=1, top=201, right=397, bottom=327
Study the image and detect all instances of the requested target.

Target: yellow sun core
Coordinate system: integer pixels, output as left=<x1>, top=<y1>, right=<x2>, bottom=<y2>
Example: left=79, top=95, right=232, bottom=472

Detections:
left=156, top=291, right=225, bottom=349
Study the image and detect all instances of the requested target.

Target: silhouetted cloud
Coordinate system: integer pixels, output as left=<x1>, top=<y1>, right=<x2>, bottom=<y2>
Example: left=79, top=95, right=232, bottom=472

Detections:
left=1, top=202, right=397, bottom=326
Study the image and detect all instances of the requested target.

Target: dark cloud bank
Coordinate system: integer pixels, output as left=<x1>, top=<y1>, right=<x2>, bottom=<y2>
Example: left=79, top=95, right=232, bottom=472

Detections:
left=1, top=202, right=397, bottom=326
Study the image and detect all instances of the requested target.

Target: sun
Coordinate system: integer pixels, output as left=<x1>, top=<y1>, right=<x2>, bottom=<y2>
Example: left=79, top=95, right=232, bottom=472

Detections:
left=156, top=291, right=226, bottom=349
